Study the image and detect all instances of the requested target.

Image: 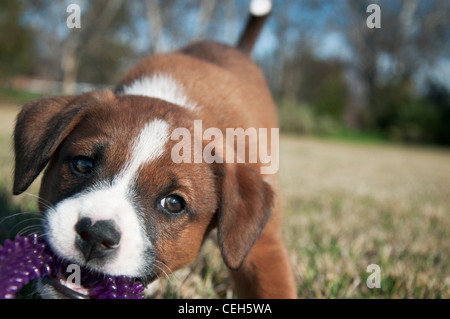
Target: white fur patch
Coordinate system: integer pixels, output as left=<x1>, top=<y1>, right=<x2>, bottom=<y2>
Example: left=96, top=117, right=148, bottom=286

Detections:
left=120, top=73, right=197, bottom=110
left=250, top=0, right=272, bottom=16
left=45, top=185, right=149, bottom=277
left=44, top=119, right=170, bottom=277
left=116, top=119, right=170, bottom=188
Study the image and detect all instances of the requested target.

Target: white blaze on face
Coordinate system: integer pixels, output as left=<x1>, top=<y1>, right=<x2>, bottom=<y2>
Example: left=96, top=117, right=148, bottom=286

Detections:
left=116, top=119, right=170, bottom=188
left=44, top=119, right=170, bottom=277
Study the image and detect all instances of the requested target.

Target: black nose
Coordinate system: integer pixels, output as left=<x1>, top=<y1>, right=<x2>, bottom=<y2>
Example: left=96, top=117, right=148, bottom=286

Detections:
left=75, top=217, right=121, bottom=262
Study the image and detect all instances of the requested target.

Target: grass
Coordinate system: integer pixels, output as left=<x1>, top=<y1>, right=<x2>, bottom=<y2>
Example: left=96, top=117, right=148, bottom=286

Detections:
left=278, top=136, right=450, bottom=298
left=324, top=128, right=388, bottom=145
left=0, top=87, right=44, bottom=104
left=0, top=102, right=449, bottom=299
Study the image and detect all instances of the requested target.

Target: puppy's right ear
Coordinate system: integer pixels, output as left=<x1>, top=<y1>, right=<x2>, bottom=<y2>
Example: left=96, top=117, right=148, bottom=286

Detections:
left=13, top=95, right=88, bottom=195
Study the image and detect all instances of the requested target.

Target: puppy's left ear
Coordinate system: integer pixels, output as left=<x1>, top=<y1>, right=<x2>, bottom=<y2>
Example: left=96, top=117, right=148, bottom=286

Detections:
left=13, top=90, right=114, bottom=195
left=217, top=163, right=274, bottom=270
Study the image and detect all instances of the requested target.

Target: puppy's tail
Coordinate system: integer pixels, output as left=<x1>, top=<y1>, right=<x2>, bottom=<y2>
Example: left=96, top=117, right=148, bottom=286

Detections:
left=237, top=0, right=272, bottom=54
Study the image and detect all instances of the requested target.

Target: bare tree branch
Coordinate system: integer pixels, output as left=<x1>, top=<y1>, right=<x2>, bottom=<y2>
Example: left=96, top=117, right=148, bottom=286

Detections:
left=193, top=0, right=217, bottom=40
left=61, top=0, right=125, bottom=94
left=143, top=0, right=164, bottom=54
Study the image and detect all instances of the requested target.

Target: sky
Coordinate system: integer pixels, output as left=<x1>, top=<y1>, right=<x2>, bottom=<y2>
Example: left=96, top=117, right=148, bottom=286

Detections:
left=18, top=0, right=450, bottom=92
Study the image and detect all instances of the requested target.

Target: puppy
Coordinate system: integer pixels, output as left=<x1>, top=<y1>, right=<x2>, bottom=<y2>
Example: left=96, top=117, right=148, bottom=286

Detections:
left=13, top=0, right=296, bottom=298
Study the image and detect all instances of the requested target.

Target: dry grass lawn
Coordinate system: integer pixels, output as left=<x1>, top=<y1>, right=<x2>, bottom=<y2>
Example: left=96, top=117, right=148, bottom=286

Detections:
left=0, top=103, right=449, bottom=298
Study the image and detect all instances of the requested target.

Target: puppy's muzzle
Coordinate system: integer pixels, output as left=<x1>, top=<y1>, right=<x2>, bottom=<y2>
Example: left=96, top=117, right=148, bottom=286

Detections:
left=75, top=218, right=121, bottom=262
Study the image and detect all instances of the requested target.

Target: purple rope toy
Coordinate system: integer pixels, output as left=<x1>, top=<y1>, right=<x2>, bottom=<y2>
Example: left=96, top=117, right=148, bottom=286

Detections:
left=0, top=233, right=145, bottom=299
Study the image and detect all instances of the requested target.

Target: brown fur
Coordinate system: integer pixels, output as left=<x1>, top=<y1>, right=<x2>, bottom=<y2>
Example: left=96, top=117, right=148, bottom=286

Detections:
left=13, top=41, right=297, bottom=298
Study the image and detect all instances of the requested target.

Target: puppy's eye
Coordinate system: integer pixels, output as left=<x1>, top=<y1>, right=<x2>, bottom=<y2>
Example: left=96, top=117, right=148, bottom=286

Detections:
left=160, top=195, right=185, bottom=214
left=72, top=156, right=94, bottom=175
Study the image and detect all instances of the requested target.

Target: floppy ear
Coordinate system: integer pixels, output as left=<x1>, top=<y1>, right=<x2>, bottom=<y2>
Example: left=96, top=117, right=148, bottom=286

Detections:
left=12, top=92, right=107, bottom=195
left=217, top=163, right=274, bottom=270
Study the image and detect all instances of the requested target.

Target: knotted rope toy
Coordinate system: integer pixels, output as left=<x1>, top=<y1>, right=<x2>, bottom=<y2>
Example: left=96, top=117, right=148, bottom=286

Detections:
left=0, top=233, right=145, bottom=299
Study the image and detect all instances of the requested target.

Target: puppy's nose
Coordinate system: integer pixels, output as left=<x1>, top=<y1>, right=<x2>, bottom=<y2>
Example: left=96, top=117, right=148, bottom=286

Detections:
left=75, top=217, right=121, bottom=262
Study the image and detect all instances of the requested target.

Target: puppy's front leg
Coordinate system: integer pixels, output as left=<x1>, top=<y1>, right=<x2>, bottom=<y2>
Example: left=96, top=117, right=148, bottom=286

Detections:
left=230, top=211, right=297, bottom=299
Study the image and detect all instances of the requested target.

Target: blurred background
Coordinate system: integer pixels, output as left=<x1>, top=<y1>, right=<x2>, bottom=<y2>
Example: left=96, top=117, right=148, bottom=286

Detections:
left=0, top=0, right=449, bottom=298
left=1, top=0, right=450, bottom=144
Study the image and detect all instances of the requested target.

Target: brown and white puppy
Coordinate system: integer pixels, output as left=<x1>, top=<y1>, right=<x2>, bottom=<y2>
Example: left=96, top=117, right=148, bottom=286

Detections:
left=13, top=0, right=296, bottom=298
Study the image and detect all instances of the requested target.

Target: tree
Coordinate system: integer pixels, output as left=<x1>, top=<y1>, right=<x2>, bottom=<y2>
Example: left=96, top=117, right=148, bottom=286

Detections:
left=341, top=0, right=450, bottom=129
left=0, top=1, right=34, bottom=82
left=60, top=0, right=126, bottom=94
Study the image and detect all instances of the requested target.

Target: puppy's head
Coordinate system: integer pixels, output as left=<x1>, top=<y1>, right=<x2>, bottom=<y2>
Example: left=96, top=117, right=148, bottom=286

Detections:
left=13, top=90, right=273, bottom=297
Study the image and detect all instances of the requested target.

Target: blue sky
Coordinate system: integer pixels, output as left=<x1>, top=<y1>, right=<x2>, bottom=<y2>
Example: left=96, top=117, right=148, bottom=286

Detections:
left=19, top=0, right=450, bottom=91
